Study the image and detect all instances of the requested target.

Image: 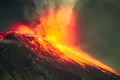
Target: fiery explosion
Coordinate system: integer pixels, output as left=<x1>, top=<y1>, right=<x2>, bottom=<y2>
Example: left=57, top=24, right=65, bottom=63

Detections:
left=0, top=2, right=120, bottom=79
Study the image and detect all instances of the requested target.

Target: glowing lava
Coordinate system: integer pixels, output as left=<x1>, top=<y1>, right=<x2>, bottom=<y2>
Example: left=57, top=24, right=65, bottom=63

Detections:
left=1, top=6, right=120, bottom=77
left=34, top=8, right=77, bottom=46
left=1, top=31, right=120, bottom=77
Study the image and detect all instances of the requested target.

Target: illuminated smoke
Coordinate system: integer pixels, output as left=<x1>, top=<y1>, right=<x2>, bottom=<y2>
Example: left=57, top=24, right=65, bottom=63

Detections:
left=32, top=0, right=78, bottom=46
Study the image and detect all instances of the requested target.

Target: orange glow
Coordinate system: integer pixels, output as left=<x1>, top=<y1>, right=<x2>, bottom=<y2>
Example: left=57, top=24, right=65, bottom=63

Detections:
left=34, top=8, right=77, bottom=46
left=13, top=23, right=34, bottom=35
left=9, top=7, right=120, bottom=77
left=54, top=44, right=120, bottom=76
left=15, top=33, right=120, bottom=76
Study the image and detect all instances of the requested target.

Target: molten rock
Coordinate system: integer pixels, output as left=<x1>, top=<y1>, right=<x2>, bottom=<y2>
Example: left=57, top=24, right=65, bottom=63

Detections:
left=0, top=32, right=120, bottom=80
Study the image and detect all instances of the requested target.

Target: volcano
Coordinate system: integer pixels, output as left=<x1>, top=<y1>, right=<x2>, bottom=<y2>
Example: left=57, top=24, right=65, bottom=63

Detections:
left=0, top=32, right=120, bottom=80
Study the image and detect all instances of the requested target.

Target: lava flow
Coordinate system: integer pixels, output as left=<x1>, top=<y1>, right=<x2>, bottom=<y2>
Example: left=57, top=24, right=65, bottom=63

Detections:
left=0, top=7, right=120, bottom=79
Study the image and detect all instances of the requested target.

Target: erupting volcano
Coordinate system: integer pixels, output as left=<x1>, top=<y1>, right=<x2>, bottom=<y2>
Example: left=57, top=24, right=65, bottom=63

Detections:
left=0, top=4, right=120, bottom=80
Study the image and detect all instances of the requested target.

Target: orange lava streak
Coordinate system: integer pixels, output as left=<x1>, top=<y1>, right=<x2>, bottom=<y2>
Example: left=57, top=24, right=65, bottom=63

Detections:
left=54, top=44, right=120, bottom=76
left=11, top=8, right=120, bottom=76
left=16, top=33, right=120, bottom=76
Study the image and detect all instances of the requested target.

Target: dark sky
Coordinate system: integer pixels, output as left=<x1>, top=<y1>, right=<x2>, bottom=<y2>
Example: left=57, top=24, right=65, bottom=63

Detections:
left=75, top=0, right=120, bottom=71
left=0, top=0, right=120, bottom=71
left=0, top=0, right=37, bottom=32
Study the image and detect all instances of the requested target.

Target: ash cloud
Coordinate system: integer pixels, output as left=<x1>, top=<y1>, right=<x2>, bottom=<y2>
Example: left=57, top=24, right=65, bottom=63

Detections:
left=33, top=0, right=77, bottom=16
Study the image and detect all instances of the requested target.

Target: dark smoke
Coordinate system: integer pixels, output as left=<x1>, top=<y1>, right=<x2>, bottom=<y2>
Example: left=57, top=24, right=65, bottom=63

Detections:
left=0, top=0, right=38, bottom=32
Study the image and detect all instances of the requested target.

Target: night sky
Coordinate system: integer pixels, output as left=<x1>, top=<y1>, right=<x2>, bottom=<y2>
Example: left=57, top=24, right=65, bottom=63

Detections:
left=76, top=0, right=120, bottom=71
left=0, top=0, right=120, bottom=71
